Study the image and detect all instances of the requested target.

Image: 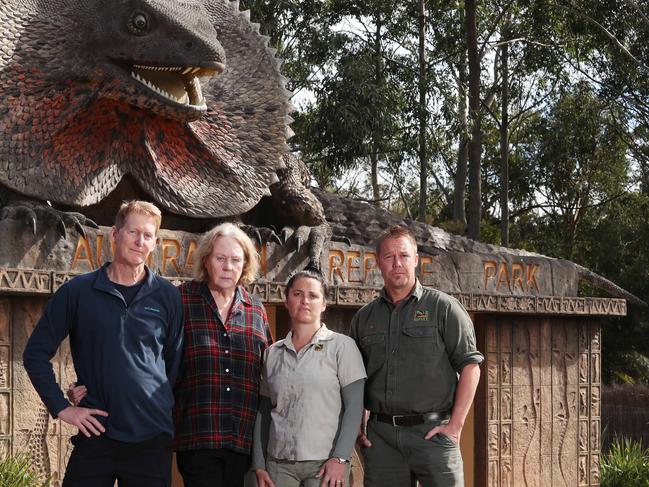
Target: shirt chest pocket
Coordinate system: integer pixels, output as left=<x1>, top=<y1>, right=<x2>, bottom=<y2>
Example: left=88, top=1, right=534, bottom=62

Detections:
left=402, top=322, right=440, bottom=350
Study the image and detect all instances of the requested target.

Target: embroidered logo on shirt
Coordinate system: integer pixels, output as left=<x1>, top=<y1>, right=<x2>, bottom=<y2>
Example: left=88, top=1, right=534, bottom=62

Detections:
left=144, top=306, right=161, bottom=313
left=314, top=343, right=324, bottom=352
left=414, top=310, right=429, bottom=321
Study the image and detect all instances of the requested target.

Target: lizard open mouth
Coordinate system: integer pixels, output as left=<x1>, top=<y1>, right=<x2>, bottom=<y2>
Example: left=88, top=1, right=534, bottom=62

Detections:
left=130, top=64, right=223, bottom=108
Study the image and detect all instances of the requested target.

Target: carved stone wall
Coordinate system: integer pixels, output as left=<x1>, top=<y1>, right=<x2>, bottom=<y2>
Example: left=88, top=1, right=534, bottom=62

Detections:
left=1, top=291, right=607, bottom=487
left=3, top=297, right=75, bottom=487
left=482, top=316, right=601, bottom=487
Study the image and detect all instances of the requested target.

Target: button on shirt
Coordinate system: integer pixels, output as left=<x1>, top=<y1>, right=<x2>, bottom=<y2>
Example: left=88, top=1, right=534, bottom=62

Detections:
left=261, top=324, right=367, bottom=461
left=350, top=281, right=484, bottom=415
left=173, top=281, right=273, bottom=453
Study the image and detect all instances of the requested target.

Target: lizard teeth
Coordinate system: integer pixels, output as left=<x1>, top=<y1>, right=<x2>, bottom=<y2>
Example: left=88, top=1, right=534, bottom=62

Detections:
left=131, top=70, right=204, bottom=107
left=131, top=71, right=176, bottom=102
left=130, top=64, right=212, bottom=108
left=134, top=64, right=197, bottom=73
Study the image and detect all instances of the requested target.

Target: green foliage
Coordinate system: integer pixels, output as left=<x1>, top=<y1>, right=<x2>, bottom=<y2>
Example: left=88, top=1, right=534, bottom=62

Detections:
left=242, top=0, right=649, bottom=381
left=575, top=192, right=649, bottom=384
left=0, top=452, right=49, bottom=487
left=601, top=437, right=649, bottom=487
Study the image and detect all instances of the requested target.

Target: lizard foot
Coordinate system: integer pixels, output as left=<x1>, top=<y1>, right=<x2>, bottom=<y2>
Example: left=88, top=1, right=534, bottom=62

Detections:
left=281, top=223, right=332, bottom=272
left=0, top=201, right=98, bottom=239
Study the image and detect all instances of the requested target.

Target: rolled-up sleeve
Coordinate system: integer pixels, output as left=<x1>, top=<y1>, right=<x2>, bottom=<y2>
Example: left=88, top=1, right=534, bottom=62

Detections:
left=442, top=298, right=484, bottom=372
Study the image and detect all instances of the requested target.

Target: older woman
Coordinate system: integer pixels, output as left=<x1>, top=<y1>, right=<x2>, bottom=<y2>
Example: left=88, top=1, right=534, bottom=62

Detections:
left=252, top=270, right=366, bottom=487
left=173, top=223, right=273, bottom=487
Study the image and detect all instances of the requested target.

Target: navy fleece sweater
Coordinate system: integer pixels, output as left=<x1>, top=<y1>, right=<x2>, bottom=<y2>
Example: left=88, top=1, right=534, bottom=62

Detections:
left=23, top=263, right=183, bottom=442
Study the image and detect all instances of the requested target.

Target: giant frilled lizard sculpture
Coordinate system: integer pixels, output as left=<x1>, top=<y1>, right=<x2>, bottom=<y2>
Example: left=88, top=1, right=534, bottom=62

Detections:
left=0, top=0, right=299, bottom=232
left=0, top=0, right=642, bottom=304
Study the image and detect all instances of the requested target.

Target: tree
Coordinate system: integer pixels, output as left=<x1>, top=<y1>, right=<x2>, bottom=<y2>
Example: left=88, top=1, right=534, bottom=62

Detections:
left=466, top=0, right=482, bottom=240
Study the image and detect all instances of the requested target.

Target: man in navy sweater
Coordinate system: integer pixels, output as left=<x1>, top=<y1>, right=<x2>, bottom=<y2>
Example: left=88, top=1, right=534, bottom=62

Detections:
left=23, top=200, right=183, bottom=487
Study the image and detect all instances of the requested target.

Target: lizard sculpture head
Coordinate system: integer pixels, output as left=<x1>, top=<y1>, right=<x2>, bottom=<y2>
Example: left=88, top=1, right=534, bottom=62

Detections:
left=0, top=0, right=291, bottom=217
left=75, top=0, right=227, bottom=121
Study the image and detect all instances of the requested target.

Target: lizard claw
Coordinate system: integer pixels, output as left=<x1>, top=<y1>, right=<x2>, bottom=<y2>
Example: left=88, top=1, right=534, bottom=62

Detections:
left=241, top=225, right=283, bottom=246
left=56, top=216, right=67, bottom=240
left=0, top=201, right=95, bottom=239
left=332, top=234, right=352, bottom=247
left=27, top=211, right=37, bottom=235
left=280, top=227, right=293, bottom=244
left=74, top=220, right=87, bottom=239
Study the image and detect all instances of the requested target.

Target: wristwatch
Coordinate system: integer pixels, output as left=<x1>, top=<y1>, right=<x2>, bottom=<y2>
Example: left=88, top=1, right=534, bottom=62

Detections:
left=333, top=457, right=351, bottom=464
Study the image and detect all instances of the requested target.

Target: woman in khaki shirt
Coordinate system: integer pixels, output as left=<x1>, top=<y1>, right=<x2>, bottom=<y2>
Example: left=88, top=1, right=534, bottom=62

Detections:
left=252, top=270, right=367, bottom=487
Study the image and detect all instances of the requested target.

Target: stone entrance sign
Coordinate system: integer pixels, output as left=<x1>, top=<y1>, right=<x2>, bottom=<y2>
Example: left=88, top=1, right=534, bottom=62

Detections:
left=0, top=221, right=626, bottom=487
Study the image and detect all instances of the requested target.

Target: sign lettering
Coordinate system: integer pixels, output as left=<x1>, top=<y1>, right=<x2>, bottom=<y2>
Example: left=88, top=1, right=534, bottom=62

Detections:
left=483, top=260, right=541, bottom=293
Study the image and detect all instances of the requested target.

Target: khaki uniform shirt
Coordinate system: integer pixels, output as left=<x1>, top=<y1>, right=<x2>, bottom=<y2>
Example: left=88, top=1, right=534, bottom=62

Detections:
left=350, top=281, right=484, bottom=415
left=260, top=324, right=367, bottom=461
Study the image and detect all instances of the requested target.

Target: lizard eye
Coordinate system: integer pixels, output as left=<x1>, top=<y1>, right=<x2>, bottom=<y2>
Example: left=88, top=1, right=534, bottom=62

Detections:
left=130, top=13, right=149, bottom=34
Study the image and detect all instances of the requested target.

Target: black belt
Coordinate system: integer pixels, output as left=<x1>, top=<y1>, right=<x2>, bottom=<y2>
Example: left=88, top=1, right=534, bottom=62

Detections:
left=372, top=411, right=450, bottom=427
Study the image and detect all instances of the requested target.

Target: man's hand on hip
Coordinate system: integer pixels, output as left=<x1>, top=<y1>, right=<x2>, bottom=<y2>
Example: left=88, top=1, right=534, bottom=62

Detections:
left=424, top=421, right=461, bottom=444
left=58, top=406, right=108, bottom=437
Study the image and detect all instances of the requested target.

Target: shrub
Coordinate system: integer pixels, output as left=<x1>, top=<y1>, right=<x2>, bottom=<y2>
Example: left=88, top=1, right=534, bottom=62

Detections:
left=601, top=436, right=649, bottom=487
left=0, top=452, right=50, bottom=487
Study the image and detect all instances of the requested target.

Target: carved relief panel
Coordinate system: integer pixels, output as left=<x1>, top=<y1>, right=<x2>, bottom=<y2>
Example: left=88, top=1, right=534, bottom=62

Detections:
left=0, top=300, right=11, bottom=448
left=484, top=317, right=601, bottom=487
left=10, top=297, right=76, bottom=487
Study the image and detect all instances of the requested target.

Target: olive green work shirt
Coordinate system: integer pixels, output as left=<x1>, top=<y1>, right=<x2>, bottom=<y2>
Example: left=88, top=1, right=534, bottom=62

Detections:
left=350, top=281, right=484, bottom=415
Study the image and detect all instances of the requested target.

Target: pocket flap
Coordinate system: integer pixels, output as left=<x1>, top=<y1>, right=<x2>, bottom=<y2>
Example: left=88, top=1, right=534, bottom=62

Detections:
left=403, top=325, right=436, bottom=338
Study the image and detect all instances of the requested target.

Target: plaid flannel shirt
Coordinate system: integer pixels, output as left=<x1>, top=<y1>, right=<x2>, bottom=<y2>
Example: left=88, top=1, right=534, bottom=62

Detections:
left=173, top=281, right=273, bottom=453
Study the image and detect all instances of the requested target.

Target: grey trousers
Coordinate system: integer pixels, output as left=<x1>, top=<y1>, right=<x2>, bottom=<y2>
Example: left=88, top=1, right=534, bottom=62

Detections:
left=362, top=418, right=464, bottom=487
left=267, top=458, right=351, bottom=487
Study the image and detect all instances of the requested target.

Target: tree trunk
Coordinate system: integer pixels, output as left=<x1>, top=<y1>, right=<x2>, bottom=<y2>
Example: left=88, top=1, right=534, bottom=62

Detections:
left=371, top=15, right=383, bottom=203
left=500, top=23, right=510, bottom=246
left=466, top=0, right=482, bottom=240
left=453, top=1, right=468, bottom=231
left=417, top=0, right=428, bottom=222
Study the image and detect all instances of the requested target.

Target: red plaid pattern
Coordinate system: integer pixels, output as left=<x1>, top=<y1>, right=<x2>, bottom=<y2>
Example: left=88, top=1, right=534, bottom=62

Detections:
left=173, top=281, right=273, bottom=453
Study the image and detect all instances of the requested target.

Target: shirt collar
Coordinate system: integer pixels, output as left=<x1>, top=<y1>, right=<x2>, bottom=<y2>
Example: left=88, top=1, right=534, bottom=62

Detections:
left=198, top=282, right=250, bottom=306
left=94, top=262, right=157, bottom=297
left=379, top=279, right=423, bottom=304
left=278, top=323, right=334, bottom=351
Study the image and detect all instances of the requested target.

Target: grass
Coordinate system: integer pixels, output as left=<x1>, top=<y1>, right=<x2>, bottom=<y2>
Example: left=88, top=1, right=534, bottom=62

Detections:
left=0, top=452, right=49, bottom=487
left=601, top=436, right=649, bottom=487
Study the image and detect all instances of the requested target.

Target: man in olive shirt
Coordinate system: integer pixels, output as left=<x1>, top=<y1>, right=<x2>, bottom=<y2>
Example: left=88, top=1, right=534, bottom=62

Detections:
left=350, top=226, right=484, bottom=487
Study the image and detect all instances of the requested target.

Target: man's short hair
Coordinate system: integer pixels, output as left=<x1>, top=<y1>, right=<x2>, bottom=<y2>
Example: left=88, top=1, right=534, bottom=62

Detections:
left=193, top=223, right=260, bottom=285
left=375, top=226, right=418, bottom=256
left=114, top=201, right=162, bottom=234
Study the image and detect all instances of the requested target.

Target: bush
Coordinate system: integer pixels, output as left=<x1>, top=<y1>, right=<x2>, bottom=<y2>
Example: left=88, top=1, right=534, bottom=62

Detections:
left=0, top=452, right=50, bottom=487
left=601, top=437, right=649, bottom=487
